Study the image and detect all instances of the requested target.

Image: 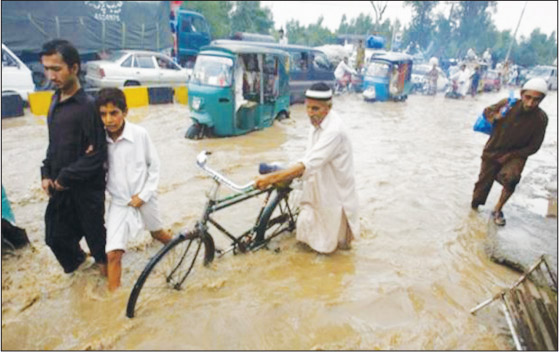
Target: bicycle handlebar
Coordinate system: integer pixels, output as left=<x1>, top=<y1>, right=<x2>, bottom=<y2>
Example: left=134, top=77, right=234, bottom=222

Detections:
left=196, top=151, right=255, bottom=193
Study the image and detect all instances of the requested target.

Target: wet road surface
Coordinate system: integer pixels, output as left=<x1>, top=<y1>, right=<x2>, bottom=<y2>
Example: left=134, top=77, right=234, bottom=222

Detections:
left=1, top=90, right=557, bottom=349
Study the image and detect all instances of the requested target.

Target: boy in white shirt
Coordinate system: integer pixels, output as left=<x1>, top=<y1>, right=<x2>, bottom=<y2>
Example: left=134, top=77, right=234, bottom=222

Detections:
left=96, top=88, right=172, bottom=291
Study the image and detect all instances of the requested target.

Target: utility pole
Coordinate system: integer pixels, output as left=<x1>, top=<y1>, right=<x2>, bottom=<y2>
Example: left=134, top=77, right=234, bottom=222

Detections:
left=505, top=1, right=528, bottom=63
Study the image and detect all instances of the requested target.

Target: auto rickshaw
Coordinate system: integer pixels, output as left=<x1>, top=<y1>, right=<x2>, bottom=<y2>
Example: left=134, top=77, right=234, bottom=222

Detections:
left=186, top=43, right=290, bottom=139
left=362, top=52, right=413, bottom=102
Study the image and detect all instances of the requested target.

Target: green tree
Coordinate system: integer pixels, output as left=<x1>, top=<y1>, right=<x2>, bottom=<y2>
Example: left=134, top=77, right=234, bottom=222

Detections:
left=182, top=1, right=233, bottom=39
left=286, top=17, right=335, bottom=46
left=514, top=29, right=558, bottom=66
left=230, top=1, right=274, bottom=35
left=403, top=1, right=438, bottom=50
left=452, top=1, right=497, bottom=56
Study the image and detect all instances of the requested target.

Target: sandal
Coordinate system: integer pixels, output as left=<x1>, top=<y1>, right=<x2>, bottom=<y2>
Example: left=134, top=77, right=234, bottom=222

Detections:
left=492, top=211, right=506, bottom=226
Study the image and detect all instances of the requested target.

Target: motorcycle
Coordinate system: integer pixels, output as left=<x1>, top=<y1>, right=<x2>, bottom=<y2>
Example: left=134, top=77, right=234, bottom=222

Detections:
left=334, top=72, right=353, bottom=95
left=445, top=78, right=463, bottom=99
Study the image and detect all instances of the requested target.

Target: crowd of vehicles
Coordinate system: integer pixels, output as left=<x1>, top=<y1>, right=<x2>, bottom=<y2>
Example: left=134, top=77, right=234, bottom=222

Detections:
left=2, top=1, right=557, bottom=134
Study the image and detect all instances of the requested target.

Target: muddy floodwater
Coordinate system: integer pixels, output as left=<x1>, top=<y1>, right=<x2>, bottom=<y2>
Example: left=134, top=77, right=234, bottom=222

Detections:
left=2, top=90, right=557, bottom=350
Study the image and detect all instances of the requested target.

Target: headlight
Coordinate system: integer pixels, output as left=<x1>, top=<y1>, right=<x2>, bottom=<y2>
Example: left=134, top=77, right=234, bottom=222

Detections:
left=363, top=87, right=376, bottom=99
left=192, top=97, right=202, bottom=111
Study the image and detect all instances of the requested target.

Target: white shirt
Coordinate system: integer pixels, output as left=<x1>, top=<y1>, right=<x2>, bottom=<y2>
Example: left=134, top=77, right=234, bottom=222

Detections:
left=334, top=60, right=356, bottom=80
left=297, top=110, right=360, bottom=253
left=104, top=121, right=161, bottom=247
left=106, top=121, right=160, bottom=206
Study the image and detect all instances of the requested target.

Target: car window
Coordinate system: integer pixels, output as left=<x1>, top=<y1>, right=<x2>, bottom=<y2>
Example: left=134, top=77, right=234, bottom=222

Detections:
left=156, top=56, right=180, bottom=70
left=190, top=17, right=209, bottom=34
left=313, top=52, right=331, bottom=71
left=121, top=55, right=133, bottom=68
left=2, top=49, right=18, bottom=67
left=290, top=52, right=308, bottom=72
left=106, top=51, right=128, bottom=62
left=134, top=55, right=155, bottom=69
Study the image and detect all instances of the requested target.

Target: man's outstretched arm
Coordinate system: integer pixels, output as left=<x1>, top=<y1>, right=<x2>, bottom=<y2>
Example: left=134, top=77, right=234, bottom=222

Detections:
left=255, top=163, right=305, bottom=190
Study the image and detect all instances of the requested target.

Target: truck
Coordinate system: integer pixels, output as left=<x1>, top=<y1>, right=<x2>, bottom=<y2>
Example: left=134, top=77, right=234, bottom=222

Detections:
left=1, top=1, right=174, bottom=89
left=173, top=10, right=212, bottom=68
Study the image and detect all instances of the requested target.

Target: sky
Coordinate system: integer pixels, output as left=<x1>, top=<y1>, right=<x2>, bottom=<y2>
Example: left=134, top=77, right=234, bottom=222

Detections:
left=262, top=1, right=558, bottom=40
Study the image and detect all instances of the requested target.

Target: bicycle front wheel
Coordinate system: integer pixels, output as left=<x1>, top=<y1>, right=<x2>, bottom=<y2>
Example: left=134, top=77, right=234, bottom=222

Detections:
left=126, top=232, right=212, bottom=318
left=253, top=187, right=300, bottom=247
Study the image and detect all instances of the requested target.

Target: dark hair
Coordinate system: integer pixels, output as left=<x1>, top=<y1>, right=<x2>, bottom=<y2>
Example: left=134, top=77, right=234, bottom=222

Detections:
left=40, top=39, right=81, bottom=73
left=96, top=88, right=128, bottom=112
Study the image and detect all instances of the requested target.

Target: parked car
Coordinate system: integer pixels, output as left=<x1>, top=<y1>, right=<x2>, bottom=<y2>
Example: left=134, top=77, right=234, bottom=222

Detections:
left=85, top=50, right=189, bottom=88
left=524, top=65, right=557, bottom=90
left=410, top=64, right=449, bottom=93
left=481, top=69, right=501, bottom=92
left=2, top=43, right=35, bottom=101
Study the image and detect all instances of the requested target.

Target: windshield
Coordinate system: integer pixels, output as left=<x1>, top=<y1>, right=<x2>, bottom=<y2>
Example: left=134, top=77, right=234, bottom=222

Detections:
left=192, top=55, right=234, bottom=87
left=530, top=66, right=552, bottom=76
left=366, top=62, right=390, bottom=77
left=412, top=65, right=430, bottom=75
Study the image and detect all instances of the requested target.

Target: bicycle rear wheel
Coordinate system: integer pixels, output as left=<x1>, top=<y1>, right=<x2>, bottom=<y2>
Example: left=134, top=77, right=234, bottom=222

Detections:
left=126, top=231, right=214, bottom=318
left=253, top=187, right=300, bottom=247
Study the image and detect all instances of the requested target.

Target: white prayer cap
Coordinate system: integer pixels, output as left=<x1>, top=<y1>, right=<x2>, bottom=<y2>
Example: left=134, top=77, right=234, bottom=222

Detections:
left=305, top=82, right=332, bottom=101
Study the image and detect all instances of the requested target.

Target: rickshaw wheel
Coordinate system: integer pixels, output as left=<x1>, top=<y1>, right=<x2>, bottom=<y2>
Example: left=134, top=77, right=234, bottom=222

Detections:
left=185, top=124, right=203, bottom=139
left=276, top=111, right=289, bottom=121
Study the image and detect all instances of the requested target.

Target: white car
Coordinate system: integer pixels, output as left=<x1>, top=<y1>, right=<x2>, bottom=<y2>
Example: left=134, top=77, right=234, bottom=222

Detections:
left=411, top=64, right=449, bottom=93
left=525, top=65, right=557, bottom=91
left=2, top=43, right=35, bottom=101
left=85, top=50, right=188, bottom=88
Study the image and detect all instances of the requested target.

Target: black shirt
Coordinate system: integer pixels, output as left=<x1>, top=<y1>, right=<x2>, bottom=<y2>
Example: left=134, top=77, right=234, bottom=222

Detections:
left=40, top=88, right=107, bottom=189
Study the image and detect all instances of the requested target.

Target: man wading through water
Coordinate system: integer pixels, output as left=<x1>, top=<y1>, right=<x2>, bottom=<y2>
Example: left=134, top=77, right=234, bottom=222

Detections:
left=255, top=82, right=359, bottom=253
left=471, top=78, right=549, bottom=226
left=40, top=39, right=108, bottom=274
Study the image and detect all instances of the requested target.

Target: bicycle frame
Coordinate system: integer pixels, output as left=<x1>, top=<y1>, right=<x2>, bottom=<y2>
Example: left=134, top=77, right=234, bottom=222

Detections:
left=192, top=151, right=295, bottom=257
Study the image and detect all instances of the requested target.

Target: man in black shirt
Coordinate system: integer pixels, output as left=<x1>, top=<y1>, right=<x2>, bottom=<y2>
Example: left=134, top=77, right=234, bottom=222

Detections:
left=40, top=40, right=108, bottom=274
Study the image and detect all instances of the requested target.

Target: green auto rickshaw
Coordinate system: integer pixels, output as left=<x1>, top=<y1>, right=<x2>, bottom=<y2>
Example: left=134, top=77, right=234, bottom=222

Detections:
left=186, top=43, right=290, bottom=139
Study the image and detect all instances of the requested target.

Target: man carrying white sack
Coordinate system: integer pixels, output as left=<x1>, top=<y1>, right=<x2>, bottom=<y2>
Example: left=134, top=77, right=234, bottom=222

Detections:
left=255, top=82, right=359, bottom=253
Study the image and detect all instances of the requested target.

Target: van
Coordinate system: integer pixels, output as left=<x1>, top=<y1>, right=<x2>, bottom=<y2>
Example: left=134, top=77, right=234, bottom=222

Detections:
left=1, top=43, right=35, bottom=102
left=212, top=40, right=335, bottom=104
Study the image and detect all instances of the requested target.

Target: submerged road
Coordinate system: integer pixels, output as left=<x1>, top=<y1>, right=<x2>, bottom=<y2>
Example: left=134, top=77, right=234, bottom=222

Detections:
left=1, top=90, right=556, bottom=349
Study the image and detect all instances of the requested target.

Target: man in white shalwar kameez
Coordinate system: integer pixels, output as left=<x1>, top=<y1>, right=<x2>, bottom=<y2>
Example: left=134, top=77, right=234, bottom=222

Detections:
left=255, top=82, right=359, bottom=253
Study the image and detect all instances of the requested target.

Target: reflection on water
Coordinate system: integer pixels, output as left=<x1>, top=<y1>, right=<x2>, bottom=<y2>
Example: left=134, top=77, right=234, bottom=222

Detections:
left=2, top=91, right=556, bottom=349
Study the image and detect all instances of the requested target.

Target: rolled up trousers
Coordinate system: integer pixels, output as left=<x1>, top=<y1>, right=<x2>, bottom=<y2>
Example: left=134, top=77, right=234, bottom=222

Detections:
left=472, top=157, right=526, bottom=208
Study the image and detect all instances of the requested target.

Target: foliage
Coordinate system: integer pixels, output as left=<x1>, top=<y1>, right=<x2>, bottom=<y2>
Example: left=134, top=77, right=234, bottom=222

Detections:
left=182, top=1, right=557, bottom=66
left=286, top=17, right=336, bottom=46
left=181, top=1, right=233, bottom=39
left=229, top=1, right=274, bottom=35
left=452, top=1, right=498, bottom=56
left=514, top=30, right=558, bottom=66
left=403, top=1, right=438, bottom=49
left=337, top=13, right=376, bottom=35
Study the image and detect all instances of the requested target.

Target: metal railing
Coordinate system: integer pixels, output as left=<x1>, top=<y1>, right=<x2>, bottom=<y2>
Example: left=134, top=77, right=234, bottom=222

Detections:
left=471, top=255, right=558, bottom=350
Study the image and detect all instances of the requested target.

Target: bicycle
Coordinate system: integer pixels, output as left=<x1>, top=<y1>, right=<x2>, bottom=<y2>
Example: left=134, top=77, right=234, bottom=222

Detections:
left=126, top=151, right=300, bottom=318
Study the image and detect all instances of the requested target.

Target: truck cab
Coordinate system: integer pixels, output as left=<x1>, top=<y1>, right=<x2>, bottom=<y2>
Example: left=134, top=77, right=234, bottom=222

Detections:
left=176, top=10, right=211, bottom=68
